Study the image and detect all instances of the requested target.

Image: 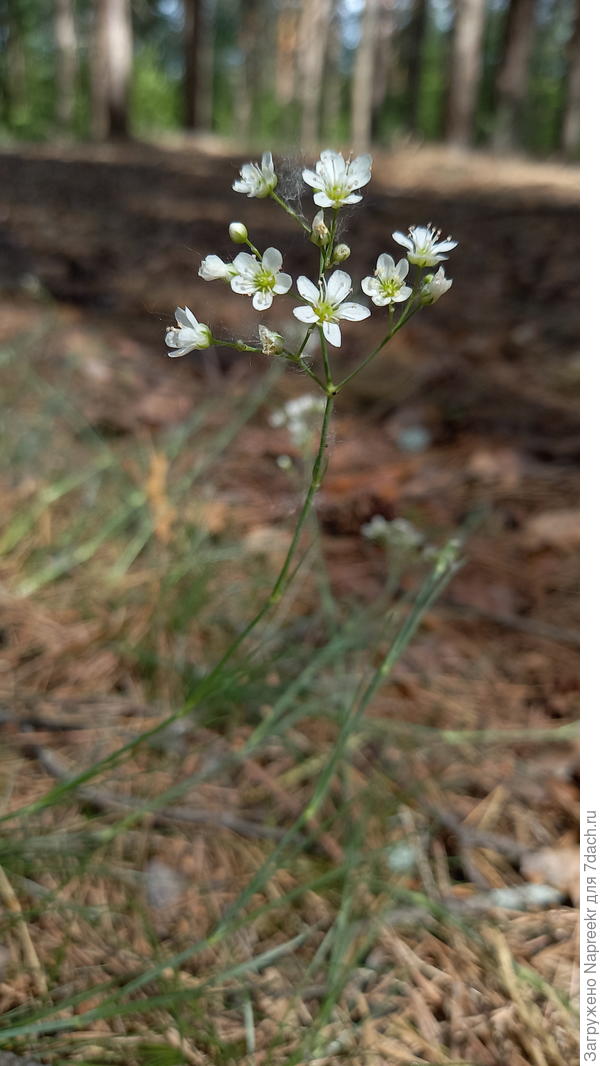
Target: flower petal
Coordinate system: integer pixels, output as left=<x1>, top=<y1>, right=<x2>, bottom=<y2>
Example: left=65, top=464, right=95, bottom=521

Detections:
left=433, top=239, right=457, bottom=252
left=175, top=306, right=196, bottom=329
left=233, top=251, right=259, bottom=274
left=375, top=253, right=395, bottom=279
left=262, top=247, right=283, bottom=273
left=252, top=290, right=273, bottom=310
left=392, top=231, right=412, bottom=250
left=273, top=272, right=292, bottom=294
left=338, top=301, right=371, bottom=321
left=361, top=277, right=378, bottom=296
left=167, top=343, right=198, bottom=358
left=302, top=168, right=322, bottom=189
left=322, top=321, right=341, bottom=347
left=293, top=306, right=318, bottom=324
left=347, top=154, right=372, bottom=188
left=393, top=285, right=412, bottom=302
left=297, top=275, right=320, bottom=304
left=313, top=191, right=335, bottom=208
left=230, top=276, right=256, bottom=295
left=326, top=270, right=352, bottom=305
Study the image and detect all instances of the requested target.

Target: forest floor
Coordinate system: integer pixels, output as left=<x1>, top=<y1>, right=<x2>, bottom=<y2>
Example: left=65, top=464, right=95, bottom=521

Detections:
left=0, top=140, right=579, bottom=1065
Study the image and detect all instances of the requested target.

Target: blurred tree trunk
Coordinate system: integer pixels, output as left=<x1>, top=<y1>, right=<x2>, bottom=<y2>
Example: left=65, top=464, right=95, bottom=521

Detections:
left=491, top=0, right=537, bottom=151
left=184, top=0, right=214, bottom=131
left=371, top=0, right=397, bottom=137
left=54, top=0, right=77, bottom=131
left=2, top=2, right=27, bottom=128
left=298, top=0, right=333, bottom=149
left=405, top=0, right=428, bottom=132
left=560, top=0, right=579, bottom=157
left=275, top=0, right=300, bottom=108
left=446, top=0, right=486, bottom=147
left=91, top=0, right=133, bottom=139
left=235, top=0, right=260, bottom=141
left=351, top=0, right=379, bottom=151
left=322, top=4, right=343, bottom=142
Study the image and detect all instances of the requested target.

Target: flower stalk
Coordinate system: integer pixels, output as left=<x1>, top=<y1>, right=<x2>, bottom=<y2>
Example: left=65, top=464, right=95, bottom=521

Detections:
left=165, top=147, right=458, bottom=671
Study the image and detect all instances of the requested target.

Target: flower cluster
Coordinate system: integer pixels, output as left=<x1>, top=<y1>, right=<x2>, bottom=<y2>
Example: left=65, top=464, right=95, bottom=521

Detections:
left=165, top=148, right=457, bottom=362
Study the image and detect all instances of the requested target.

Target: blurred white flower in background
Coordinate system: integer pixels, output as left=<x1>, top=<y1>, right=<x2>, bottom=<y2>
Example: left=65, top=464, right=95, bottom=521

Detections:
left=293, top=270, right=370, bottom=347
left=303, top=149, right=372, bottom=208
left=270, top=394, right=327, bottom=450
left=165, top=307, right=212, bottom=358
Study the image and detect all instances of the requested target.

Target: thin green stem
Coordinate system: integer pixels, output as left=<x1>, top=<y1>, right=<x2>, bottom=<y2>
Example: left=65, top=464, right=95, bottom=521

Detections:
left=319, top=328, right=333, bottom=388
left=334, top=300, right=419, bottom=392
left=270, top=190, right=310, bottom=233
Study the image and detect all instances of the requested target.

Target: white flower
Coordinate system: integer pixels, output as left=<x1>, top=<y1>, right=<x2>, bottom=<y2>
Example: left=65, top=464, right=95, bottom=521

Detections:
left=258, top=325, right=285, bottom=355
left=199, top=254, right=236, bottom=281
left=233, top=151, right=277, bottom=198
left=361, top=253, right=412, bottom=307
left=165, top=307, right=211, bottom=358
left=230, top=247, right=292, bottom=311
left=303, top=149, right=372, bottom=209
left=292, top=270, right=370, bottom=347
left=392, top=224, right=457, bottom=267
left=420, top=266, right=453, bottom=304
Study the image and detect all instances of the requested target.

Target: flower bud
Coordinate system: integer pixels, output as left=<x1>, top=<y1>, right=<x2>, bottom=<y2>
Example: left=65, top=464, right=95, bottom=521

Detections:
left=332, top=243, right=351, bottom=263
left=258, top=325, right=285, bottom=356
left=229, top=221, right=249, bottom=244
left=311, top=210, right=330, bottom=247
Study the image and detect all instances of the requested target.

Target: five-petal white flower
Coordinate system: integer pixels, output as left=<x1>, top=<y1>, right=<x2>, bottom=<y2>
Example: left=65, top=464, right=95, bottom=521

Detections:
left=361, top=253, right=412, bottom=307
left=233, top=151, right=278, bottom=198
left=199, top=254, right=236, bottom=281
left=293, top=270, right=370, bottom=347
left=303, top=149, right=372, bottom=209
left=165, top=307, right=211, bottom=358
left=420, top=266, right=453, bottom=304
left=392, top=224, right=457, bottom=267
left=230, top=247, right=292, bottom=311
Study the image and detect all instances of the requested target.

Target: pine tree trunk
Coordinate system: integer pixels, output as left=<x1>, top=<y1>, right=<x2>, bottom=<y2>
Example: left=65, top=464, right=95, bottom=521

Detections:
left=184, top=0, right=213, bottom=131
left=560, top=0, right=579, bottom=157
left=372, top=0, right=398, bottom=125
left=91, top=0, right=132, bottom=139
left=298, top=0, right=333, bottom=150
left=351, top=0, right=379, bottom=152
left=322, top=5, right=343, bottom=142
left=54, top=0, right=77, bottom=131
left=446, top=0, right=486, bottom=148
left=275, top=0, right=299, bottom=108
left=405, top=0, right=428, bottom=132
left=234, top=0, right=259, bottom=141
left=491, top=0, right=537, bottom=152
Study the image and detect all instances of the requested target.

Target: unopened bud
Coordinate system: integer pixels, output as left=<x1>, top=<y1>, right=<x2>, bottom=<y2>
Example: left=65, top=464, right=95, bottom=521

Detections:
left=311, top=210, right=330, bottom=247
left=332, top=243, right=351, bottom=263
left=258, top=325, right=285, bottom=356
left=229, top=221, right=249, bottom=244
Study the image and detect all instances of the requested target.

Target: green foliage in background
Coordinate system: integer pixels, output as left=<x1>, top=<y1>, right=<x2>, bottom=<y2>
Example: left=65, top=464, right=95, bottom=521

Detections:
left=0, top=0, right=578, bottom=157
